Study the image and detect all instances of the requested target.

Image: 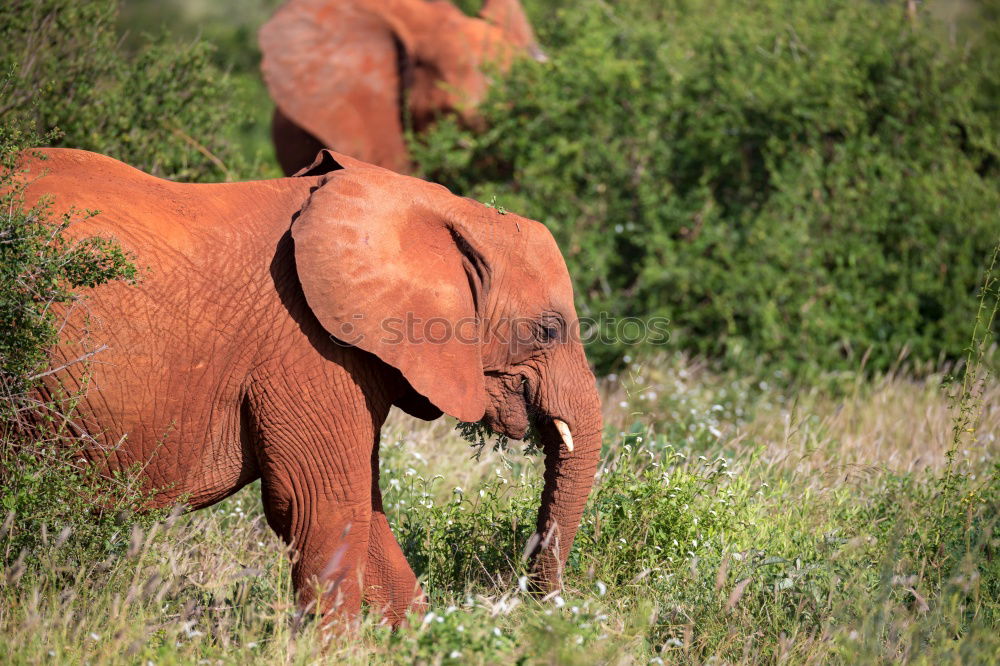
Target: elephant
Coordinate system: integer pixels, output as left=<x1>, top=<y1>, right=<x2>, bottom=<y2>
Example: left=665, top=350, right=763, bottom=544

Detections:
left=17, top=147, right=603, bottom=626
left=259, top=0, right=545, bottom=175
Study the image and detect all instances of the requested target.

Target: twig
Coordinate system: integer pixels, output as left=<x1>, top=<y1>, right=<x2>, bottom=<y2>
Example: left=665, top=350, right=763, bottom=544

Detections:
left=170, top=126, right=230, bottom=178
left=27, top=344, right=109, bottom=381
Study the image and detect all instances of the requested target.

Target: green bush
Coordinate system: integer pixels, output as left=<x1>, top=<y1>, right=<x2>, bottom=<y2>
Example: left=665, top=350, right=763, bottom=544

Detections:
left=0, top=140, right=136, bottom=394
left=412, top=0, right=1000, bottom=378
left=0, top=0, right=251, bottom=574
left=0, top=129, right=160, bottom=576
left=0, top=0, right=246, bottom=182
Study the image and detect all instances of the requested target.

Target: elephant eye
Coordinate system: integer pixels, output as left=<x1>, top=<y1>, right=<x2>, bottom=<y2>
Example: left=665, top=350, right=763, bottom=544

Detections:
left=539, top=324, right=560, bottom=344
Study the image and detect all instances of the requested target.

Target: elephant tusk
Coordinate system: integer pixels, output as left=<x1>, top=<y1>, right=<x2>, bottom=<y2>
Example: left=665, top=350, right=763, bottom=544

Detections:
left=553, top=419, right=574, bottom=453
left=529, top=43, right=549, bottom=63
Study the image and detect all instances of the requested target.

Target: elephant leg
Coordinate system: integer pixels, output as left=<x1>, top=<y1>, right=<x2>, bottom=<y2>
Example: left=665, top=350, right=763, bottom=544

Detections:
left=259, top=446, right=373, bottom=625
left=364, top=440, right=427, bottom=625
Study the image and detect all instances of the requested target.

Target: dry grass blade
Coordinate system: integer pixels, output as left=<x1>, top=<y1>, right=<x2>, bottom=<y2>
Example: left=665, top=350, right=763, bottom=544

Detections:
left=715, top=552, right=730, bottom=593
left=726, top=578, right=752, bottom=613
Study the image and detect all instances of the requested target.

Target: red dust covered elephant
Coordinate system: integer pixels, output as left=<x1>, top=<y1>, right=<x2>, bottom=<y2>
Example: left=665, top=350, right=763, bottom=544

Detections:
left=259, top=0, right=544, bottom=175
left=18, top=148, right=602, bottom=626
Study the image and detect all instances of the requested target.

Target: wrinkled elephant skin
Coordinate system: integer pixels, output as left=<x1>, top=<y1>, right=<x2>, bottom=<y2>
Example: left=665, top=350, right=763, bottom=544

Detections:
left=19, top=148, right=602, bottom=627
left=260, top=0, right=543, bottom=175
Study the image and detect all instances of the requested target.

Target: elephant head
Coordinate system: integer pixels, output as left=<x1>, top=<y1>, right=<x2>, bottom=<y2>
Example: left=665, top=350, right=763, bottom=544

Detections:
left=292, top=151, right=601, bottom=591
left=259, top=0, right=544, bottom=174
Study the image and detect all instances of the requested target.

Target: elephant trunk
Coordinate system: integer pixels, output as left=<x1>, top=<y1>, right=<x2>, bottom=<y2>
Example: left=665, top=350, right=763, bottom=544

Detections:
left=529, top=384, right=602, bottom=593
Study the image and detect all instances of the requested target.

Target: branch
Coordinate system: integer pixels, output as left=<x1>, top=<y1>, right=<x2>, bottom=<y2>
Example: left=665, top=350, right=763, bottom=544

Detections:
left=28, top=344, right=109, bottom=381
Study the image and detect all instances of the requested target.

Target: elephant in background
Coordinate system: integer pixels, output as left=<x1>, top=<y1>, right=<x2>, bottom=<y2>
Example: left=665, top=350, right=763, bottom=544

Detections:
left=19, top=147, right=602, bottom=626
left=259, top=0, right=545, bottom=175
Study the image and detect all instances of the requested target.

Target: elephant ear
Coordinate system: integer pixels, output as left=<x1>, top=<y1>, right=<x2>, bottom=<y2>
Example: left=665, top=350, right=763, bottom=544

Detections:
left=291, top=163, right=488, bottom=423
left=259, top=0, right=410, bottom=171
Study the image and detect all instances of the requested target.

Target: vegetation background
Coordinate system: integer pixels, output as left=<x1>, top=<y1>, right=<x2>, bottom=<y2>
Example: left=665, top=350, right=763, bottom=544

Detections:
left=1, top=0, right=998, bottom=663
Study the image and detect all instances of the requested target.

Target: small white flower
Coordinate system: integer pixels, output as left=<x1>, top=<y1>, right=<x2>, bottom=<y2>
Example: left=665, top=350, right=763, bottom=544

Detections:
left=596, top=580, right=607, bottom=596
left=553, top=595, right=566, bottom=608
left=449, top=651, right=462, bottom=659
left=88, top=633, right=101, bottom=641
left=493, top=627, right=502, bottom=637
left=519, top=575, right=529, bottom=592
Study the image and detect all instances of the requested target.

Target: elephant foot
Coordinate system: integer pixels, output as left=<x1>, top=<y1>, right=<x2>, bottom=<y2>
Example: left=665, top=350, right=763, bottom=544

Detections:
left=364, top=509, right=427, bottom=627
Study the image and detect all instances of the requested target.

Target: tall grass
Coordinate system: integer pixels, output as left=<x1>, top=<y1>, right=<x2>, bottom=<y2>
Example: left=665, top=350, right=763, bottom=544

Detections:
left=2, top=346, right=996, bottom=663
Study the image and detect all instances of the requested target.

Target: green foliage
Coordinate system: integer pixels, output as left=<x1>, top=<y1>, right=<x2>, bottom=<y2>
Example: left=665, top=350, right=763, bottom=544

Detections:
left=0, top=0, right=250, bottom=588
left=0, top=134, right=136, bottom=399
left=0, top=0, right=247, bottom=181
left=413, top=0, right=1000, bottom=378
left=0, top=126, right=150, bottom=580
left=455, top=418, right=541, bottom=458
left=117, top=0, right=284, bottom=175
left=574, top=438, right=743, bottom=585
left=386, top=466, right=538, bottom=593
left=0, top=425, right=169, bottom=585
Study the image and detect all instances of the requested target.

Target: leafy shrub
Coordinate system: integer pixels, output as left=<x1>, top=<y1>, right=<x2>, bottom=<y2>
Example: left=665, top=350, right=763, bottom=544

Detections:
left=412, top=0, right=1000, bottom=378
left=386, top=468, right=539, bottom=594
left=0, top=128, right=156, bottom=581
left=0, top=0, right=252, bottom=578
left=574, top=438, right=743, bottom=585
left=0, top=131, right=155, bottom=575
left=0, top=141, right=136, bottom=394
left=118, top=0, right=284, bottom=175
left=0, top=0, right=245, bottom=182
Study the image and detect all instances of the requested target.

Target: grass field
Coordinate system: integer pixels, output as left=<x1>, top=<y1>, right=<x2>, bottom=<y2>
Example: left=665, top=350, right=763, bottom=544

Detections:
left=2, top=354, right=996, bottom=664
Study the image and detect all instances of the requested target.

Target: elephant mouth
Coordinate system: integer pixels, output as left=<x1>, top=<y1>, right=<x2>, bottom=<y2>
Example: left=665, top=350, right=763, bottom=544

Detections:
left=482, top=371, right=567, bottom=447
left=483, top=403, right=531, bottom=441
left=481, top=371, right=531, bottom=439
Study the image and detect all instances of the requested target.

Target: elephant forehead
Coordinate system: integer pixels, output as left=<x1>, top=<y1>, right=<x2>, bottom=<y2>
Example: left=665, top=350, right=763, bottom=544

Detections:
left=474, top=211, right=575, bottom=289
